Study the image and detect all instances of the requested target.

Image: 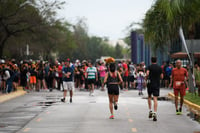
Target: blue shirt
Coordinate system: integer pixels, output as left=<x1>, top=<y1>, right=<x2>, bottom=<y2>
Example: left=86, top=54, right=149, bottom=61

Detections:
left=62, top=66, right=73, bottom=82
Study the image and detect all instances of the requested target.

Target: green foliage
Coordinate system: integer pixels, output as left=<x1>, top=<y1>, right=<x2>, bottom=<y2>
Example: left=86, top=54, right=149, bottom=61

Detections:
left=115, top=43, right=123, bottom=58
left=143, top=0, right=200, bottom=51
left=0, top=1, right=126, bottom=61
left=185, top=92, right=200, bottom=106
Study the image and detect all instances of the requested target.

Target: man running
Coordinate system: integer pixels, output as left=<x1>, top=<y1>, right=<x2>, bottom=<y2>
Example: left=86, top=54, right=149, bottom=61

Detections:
left=86, top=61, right=98, bottom=96
left=61, top=60, right=74, bottom=103
left=146, top=57, right=163, bottom=121
left=169, top=60, right=188, bottom=115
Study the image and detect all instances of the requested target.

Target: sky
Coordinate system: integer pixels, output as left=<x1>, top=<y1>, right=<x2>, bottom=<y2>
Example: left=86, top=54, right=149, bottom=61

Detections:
left=57, top=0, right=155, bottom=41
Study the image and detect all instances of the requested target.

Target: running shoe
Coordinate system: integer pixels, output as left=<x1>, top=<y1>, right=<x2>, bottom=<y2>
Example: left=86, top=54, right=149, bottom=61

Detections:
left=109, top=115, right=114, bottom=119
left=176, top=108, right=182, bottom=115
left=179, top=108, right=182, bottom=115
left=114, top=102, right=118, bottom=110
left=70, top=97, right=72, bottom=103
left=176, top=109, right=182, bottom=115
left=149, top=111, right=153, bottom=118
left=152, top=113, right=157, bottom=121
left=61, top=98, right=65, bottom=102
left=176, top=110, right=180, bottom=115
left=91, top=93, right=94, bottom=96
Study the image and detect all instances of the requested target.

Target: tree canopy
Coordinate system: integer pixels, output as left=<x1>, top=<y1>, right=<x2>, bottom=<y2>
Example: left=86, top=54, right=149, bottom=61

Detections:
left=0, top=0, right=126, bottom=62
left=143, top=0, right=200, bottom=51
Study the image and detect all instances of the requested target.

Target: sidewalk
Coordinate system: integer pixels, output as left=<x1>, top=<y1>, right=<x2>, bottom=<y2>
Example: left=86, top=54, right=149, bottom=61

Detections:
left=0, top=87, right=27, bottom=103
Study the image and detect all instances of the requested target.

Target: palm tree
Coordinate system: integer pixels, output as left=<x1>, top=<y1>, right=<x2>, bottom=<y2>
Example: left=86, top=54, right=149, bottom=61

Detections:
left=143, top=0, right=200, bottom=52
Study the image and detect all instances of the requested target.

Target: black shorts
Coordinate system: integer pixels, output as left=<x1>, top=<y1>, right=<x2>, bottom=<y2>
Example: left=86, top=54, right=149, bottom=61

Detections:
left=129, top=76, right=135, bottom=82
left=107, top=84, right=119, bottom=95
left=147, top=83, right=160, bottom=97
left=164, top=75, right=170, bottom=81
left=87, top=79, right=96, bottom=85
left=123, top=76, right=128, bottom=82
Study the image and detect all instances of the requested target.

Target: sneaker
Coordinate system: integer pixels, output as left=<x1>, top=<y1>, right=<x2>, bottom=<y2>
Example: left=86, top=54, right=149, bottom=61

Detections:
left=61, top=98, right=65, bottom=102
left=70, top=97, right=72, bottom=103
left=109, top=115, right=114, bottom=119
left=176, top=110, right=180, bottom=115
left=179, top=108, right=182, bottom=115
left=114, top=102, right=118, bottom=110
left=149, top=111, right=153, bottom=118
left=176, top=108, right=182, bottom=115
left=176, top=109, right=181, bottom=115
left=152, top=113, right=157, bottom=121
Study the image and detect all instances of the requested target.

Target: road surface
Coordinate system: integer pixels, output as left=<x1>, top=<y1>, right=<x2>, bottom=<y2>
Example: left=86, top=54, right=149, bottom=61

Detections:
left=0, top=88, right=200, bottom=133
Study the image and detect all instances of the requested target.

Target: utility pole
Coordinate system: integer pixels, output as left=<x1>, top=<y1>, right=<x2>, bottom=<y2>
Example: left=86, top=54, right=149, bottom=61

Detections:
left=26, top=44, right=29, bottom=60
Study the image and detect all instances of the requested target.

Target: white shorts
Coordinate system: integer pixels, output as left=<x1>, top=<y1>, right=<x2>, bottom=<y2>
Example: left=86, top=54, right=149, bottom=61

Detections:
left=63, top=81, right=74, bottom=91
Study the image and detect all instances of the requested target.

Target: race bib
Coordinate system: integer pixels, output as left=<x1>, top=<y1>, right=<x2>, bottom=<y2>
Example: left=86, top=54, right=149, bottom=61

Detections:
left=175, top=81, right=182, bottom=87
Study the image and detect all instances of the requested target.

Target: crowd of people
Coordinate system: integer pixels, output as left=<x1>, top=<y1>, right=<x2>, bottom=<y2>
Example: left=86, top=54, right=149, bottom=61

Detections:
left=0, top=58, right=149, bottom=94
left=2, top=57, right=200, bottom=121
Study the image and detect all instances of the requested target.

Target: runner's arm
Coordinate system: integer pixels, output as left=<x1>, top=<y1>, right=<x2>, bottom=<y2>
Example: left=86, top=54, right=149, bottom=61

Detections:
left=145, top=70, right=149, bottom=80
left=160, top=73, right=164, bottom=79
left=103, top=73, right=108, bottom=87
left=117, top=72, right=123, bottom=84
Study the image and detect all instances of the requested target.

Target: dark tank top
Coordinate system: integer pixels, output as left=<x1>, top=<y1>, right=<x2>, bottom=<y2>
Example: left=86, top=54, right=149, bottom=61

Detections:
left=107, top=72, right=119, bottom=84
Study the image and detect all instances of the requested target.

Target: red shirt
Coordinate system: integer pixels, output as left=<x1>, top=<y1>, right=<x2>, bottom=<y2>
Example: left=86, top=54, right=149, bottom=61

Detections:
left=123, top=63, right=129, bottom=77
left=58, top=65, right=63, bottom=78
left=172, top=67, right=188, bottom=89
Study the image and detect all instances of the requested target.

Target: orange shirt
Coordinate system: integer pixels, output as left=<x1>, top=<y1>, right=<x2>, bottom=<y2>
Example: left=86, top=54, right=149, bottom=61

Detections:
left=172, top=67, right=188, bottom=89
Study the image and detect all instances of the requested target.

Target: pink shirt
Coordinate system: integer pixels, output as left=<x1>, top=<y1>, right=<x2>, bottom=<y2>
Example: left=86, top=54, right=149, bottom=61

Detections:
left=99, top=65, right=106, bottom=77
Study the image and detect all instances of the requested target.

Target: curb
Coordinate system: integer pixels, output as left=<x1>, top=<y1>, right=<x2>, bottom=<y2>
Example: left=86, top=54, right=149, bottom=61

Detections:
left=0, top=87, right=27, bottom=103
left=168, top=92, right=200, bottom=115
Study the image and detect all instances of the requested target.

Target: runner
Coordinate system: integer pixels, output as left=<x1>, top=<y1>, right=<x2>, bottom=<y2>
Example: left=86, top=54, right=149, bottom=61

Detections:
left=169, top=60, right=188, bottom=115
left=146, top=57, right=163, bottom=121
left=103, top=63, right=123, bottom=119
left=61, top=60, right=74, bottom=103
left=86, top=61, right=98, bottom=96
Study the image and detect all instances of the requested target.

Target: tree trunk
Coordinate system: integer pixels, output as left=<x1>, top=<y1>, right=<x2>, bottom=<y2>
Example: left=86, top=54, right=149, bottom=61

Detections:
left=0, top=35, right=9, bottom=58
left=0, top=44, right=3, bottom=58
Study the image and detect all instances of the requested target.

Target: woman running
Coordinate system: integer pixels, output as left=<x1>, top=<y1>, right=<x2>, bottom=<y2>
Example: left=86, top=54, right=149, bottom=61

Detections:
left=104, top=63, right=123, bottom=119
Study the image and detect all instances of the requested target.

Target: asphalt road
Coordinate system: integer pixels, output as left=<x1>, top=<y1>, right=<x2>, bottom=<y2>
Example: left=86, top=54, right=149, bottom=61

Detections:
left=0, top=88, right=200, bottom=133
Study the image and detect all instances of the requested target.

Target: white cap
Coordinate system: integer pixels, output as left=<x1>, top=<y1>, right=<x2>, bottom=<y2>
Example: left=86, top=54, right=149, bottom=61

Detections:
left=1, top=59, right=5, bottom=64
